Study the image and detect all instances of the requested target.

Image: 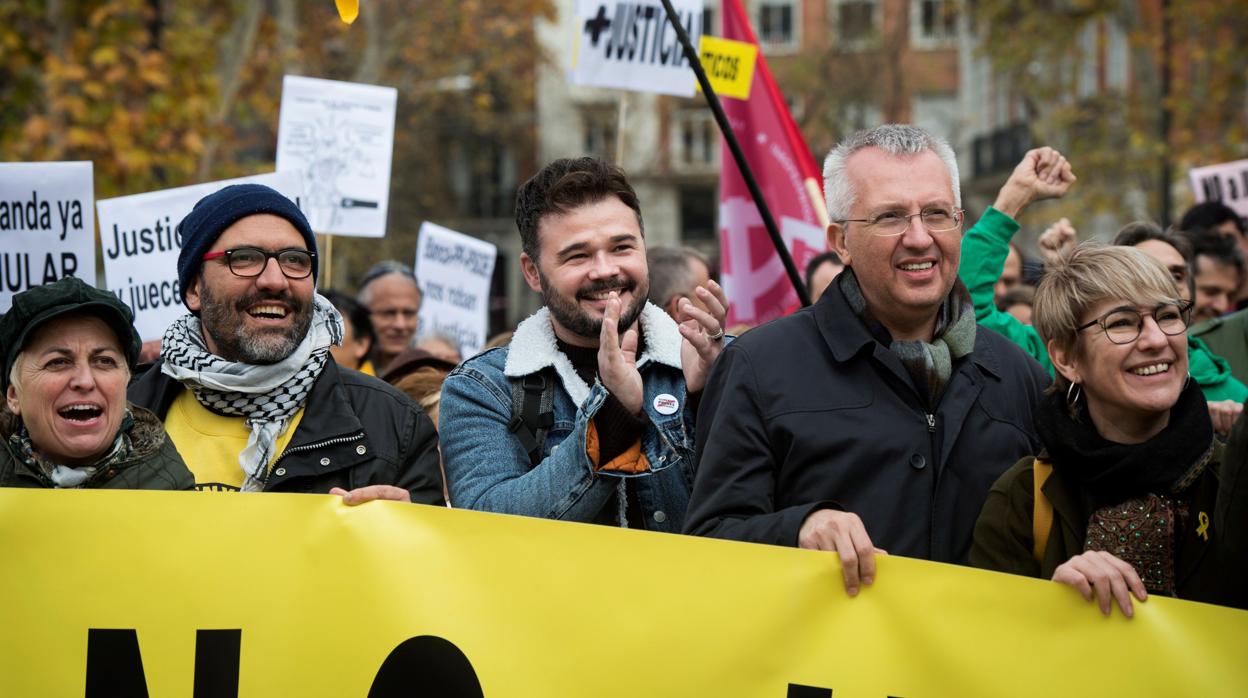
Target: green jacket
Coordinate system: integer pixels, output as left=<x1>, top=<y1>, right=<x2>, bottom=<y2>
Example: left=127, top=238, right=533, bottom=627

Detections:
left=0, top=405, right=194, bottom=490
left=1191, top=309, right=1248, bottom=388
left=959, top=208, right=1248, bottom=402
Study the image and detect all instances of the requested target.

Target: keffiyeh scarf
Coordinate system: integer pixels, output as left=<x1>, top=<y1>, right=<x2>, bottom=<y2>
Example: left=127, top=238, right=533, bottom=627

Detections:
left=160, top=294, right=343, bottom=491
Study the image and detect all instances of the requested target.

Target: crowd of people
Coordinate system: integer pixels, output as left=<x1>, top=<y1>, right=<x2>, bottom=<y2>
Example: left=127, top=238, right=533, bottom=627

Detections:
left=2, top=124, right=1245, bottom=618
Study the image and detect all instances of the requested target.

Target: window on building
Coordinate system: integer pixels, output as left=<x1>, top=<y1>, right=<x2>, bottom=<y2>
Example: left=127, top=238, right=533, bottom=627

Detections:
left=911, top=0, right=958, bottom=48
left=911, top=92, right=960, bottom=146
left=834, top=0, right=878, bottom=46
left=1106, top=18, right=1129, bottom=90
left=702, top=4, right=716, bottom=36
left=448, top=139, right=516, bottom=219
left=582, top=107, right=618, bottom=162
left=679, top=185, right=718, bottom=241
left=673, top=109, right=718, bottom=171
left=757, top=0, right=800, bottom=52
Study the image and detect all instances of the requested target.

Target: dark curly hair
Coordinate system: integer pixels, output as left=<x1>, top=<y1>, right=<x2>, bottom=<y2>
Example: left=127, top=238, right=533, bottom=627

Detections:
left=514, top=157, right=643, bottom=262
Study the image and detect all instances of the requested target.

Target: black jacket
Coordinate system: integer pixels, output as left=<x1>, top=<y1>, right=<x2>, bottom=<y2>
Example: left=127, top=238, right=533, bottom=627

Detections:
left=129, top=358, right=444, bottom=504
left=684, top=281, right=1049, bottom=563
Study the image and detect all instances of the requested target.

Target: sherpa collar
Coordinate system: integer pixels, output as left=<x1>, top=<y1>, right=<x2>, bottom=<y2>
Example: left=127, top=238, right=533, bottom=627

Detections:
left=504, top=302, right=684, bottom=406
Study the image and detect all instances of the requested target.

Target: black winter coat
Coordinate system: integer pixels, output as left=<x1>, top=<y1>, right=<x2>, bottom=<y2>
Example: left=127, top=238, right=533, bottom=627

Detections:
left=129, top=358, right=444, bottom=504
left=684, top=281, right=1049, bottom=563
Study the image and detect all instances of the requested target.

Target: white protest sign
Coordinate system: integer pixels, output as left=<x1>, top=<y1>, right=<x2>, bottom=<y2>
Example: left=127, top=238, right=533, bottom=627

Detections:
left=0, top=162, right=94, bottom=312
left=413, top=222, right=497, bottom=357
left=276, top=75, right=397, bottom=237
left=1189, top=159, right=1248, bottom=221
left=571, top=0, right=704, bottom=97
left=95, top=171, right=305, bottom=342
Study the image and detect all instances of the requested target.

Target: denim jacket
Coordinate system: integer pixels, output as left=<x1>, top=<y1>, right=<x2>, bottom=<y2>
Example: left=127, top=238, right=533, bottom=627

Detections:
left=440, top=302, right=697, bottom=532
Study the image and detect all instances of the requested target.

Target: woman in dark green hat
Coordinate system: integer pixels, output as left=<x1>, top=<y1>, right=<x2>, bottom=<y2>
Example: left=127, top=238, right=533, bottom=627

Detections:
left=1, top=277, right=193, bottom=489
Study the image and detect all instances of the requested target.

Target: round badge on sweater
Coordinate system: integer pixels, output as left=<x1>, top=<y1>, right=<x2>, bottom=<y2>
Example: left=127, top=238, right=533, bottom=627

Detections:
left=653, top=393, right=680, bottom=415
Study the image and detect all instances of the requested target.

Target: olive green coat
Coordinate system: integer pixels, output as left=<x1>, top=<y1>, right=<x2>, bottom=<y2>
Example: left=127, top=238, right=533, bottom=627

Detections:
left=0, top=405, right=194, bottom=490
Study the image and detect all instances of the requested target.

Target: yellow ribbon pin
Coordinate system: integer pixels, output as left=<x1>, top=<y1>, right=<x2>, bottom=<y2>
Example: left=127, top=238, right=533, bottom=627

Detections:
left=1197, top=512, right=1210, bottom=541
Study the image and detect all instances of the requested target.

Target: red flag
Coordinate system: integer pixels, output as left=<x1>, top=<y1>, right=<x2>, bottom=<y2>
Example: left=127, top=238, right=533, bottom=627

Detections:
left=718, top=0, right=828, bottom=327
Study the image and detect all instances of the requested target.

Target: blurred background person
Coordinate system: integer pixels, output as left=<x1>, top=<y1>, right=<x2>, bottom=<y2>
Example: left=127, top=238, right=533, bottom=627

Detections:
left=1, top=278, right=193, bottom=490
left=972, top=244, right=1243, bottom=615
left=357, top=261, right=422, bottom=373
left=1181, top=228, right=1242, bottom=325
left=415, top=331, right=463, bottom=365
left=1181, top=201, right=1247, bottom=255
left=322, top=289, right=377, bottom=375
left=647, top=246, right=712, bottom=320
left=998, top=285, right=1035, bottom=325
left=393, top=365, right=453, bottom=505
left=804, top=251, right=844, bottom=304
left=994, top=242, right=1024, bottom=307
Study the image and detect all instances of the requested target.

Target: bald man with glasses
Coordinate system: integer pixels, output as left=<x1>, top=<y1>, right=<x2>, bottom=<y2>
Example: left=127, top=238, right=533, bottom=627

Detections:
left=129, top=184, right=444, bottom=503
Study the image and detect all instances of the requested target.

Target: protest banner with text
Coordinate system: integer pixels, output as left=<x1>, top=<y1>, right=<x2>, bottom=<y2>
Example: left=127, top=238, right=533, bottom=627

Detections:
left=0, top=162, right=94, bottom=311
left=0, top=489, right=1244, bottom=697
left=570, top=0, right=704, bottom=97
left=1189, top=158, right=1248, bottom=222
left=276, top=75, right=397, bottom=238
left=95, top=172, right=305, bottom=341
left=414, top=222, right=497, bottom=357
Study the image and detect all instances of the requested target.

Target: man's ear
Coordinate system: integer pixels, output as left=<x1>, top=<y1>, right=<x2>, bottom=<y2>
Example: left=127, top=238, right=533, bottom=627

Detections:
left=664, top=295, right=683, bottom=321
left=6, top=383, right=20, bottom=416
left=1047, top=338, right=1082, bottom=385
left=184, top=275, right=203, bottom=313
left=828, top=222, right=852, bottom=267
left=520, top=253, right=542, bottom=293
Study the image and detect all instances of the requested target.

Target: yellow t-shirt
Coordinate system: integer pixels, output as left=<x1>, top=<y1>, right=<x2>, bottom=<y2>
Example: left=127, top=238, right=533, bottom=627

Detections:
left=164, top=390, right=306, bottom=491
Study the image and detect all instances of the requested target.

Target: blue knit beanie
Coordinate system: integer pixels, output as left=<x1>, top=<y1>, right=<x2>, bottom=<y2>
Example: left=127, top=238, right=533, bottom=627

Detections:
left=176, top=184, right=317, bottom=307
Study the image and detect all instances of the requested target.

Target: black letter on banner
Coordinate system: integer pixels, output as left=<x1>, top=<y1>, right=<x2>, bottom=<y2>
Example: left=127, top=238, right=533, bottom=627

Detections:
left=85, top=629, right=150, bottom=697
left=194, top=629, right=241, bottom=698
left=786, top=685, right=832, bottom=698
left=368, top=636, right=483, bottom=698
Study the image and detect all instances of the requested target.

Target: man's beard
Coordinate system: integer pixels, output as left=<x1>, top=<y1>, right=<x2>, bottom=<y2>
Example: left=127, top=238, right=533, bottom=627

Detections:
left=539, top=272, right=648, bottom=342
left=198, top=283, right=313, bottom=364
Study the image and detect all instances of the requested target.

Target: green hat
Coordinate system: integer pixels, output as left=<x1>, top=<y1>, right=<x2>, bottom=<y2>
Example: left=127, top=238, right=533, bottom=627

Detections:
left=0, top=277, right=142, bottom=393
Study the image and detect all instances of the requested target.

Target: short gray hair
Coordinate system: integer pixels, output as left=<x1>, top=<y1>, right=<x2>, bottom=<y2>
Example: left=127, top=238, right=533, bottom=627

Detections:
left=647, top=246, right=709, bottom=309
left=822, top=124, right=961, bottom=222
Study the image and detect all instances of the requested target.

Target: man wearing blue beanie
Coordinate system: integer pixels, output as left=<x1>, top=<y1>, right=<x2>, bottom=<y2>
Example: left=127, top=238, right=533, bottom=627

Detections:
left=129, top=184, right=444, bottom=504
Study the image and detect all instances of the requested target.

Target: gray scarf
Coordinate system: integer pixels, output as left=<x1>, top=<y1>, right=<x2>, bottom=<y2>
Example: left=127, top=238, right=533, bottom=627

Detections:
left=838, top=267, right=977, bottom=407
left=159, top=294, right=343, bottom=491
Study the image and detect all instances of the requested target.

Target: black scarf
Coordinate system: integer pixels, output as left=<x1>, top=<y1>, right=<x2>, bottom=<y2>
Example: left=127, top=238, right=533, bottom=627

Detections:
left=1033, top=378, right=1213, bottom=506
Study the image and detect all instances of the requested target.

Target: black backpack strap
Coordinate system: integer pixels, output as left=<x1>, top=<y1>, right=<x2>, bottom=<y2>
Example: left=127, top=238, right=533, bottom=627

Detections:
left=507, top=371, right=555, bottom=467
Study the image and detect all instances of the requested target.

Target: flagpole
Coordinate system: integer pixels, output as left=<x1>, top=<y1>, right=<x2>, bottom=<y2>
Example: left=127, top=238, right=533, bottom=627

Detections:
left=658, top=0, right=811, bottom=308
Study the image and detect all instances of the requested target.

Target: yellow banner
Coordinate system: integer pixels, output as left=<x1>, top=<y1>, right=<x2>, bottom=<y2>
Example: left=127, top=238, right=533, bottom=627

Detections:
left=0, top=489, right=1245, bottom=696
left=698, top=36, right=758, bottom=100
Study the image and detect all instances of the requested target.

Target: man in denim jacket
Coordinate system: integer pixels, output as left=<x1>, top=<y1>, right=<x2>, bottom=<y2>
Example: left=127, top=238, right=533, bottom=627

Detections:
left=439, top=157, right=728, bottom=531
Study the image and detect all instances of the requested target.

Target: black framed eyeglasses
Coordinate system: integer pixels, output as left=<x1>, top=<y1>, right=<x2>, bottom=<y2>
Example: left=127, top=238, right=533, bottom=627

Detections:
left=1075, top=300, right=1194, bottom=345
left=202, top=247, right=316, bottom=279
left=837, top=207, right=964, bottom=237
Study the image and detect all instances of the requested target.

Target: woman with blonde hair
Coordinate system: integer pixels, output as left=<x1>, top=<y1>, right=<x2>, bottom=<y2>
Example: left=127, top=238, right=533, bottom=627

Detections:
left=971, top=243, right=1243, bottom=615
